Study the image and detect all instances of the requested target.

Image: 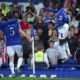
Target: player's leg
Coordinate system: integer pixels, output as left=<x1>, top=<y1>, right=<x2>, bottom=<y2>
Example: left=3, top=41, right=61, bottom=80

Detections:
left=58, top=24, right=70, bottom=62
left=15, top=45, right=23, bottom=69
left=7, top=46, right=15, bottom=77
left=15, top=45, right=25, bottom=77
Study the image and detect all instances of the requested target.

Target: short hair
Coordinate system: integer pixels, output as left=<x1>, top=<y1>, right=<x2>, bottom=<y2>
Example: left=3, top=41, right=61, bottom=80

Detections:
left=48, top=21, right=55, bottom=26
left=37, top=43, right=44, bottom=51
left=48, top=40, right=54, bottom=45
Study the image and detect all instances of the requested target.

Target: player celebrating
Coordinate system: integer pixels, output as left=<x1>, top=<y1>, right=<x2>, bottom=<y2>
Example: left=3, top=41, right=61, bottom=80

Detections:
left=0, top=14, right=32, bottom=77
left=54, top=0, right=71, bottom=62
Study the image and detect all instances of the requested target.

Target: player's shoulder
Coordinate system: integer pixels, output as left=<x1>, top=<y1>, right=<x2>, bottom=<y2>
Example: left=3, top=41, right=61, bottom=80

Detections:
left=0, top=21, right=3, bottom=25
left=56, top=8, right=64, bottom=16
left=7, top=19, right=18, bottom=24
left=0, top=20, right=17, bottom=25
left=0, top=21, right=7, bottom=27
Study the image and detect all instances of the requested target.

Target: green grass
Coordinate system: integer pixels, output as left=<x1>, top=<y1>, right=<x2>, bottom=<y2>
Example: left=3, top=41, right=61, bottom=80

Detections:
left=0, top=78, right=80, bottom=80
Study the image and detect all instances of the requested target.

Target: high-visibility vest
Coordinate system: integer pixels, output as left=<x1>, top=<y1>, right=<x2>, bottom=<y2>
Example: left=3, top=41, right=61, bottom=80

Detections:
left=35, top=51, right=46, bottom=62
left=2, top=6, right=10, bottom=16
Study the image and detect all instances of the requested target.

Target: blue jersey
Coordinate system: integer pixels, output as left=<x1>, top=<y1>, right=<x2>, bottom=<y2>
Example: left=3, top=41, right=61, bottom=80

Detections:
left=55, top=8, right=69, bottom=29
left=0, top=20, right=22, bottom=46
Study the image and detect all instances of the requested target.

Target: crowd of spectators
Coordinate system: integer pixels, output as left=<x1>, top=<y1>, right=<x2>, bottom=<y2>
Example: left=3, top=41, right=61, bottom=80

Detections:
left=0, top=0, right=80, bottom=69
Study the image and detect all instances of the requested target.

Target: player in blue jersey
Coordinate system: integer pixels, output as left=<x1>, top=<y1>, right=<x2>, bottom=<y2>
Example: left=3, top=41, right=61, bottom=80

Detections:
left=0, top=15, right=32, bottom=77
left=54, top=0, right=72, bottom=63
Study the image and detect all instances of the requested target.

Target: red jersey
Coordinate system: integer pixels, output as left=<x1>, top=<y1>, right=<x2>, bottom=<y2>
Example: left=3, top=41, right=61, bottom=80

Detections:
left=20, top=22, right=29, bottom=31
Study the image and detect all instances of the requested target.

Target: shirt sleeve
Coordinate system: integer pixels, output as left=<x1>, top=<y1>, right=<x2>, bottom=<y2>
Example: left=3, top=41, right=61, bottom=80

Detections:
left=55, top=13, right=64, bottom=28
left=7, top=20, right=21, bottom=30
left=17, top=22, right=21, bottom=29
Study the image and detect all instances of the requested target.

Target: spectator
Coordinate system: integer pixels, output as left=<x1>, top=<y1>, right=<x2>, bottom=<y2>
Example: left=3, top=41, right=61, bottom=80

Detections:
left=70, top=26, right=78, bottom=37
left=15, top=5, right=24, bottom=17
left=46, top=41, right=58, bottom=65
left=1, top=3, right=10, bottom=17
left=34, top=34, right=43, bottom=52
left=48, top=22, right=54, bottom=38
left=20, top=16, right=29, bottom=31
left=47, top=1, right=57, bottom=13
left=74, top=35, right=80, bottom=63
left=0, top=0, right=80, bottom=72
left=44, top=11, right=55, bottom=24
left=25, top=3, right=37, bottom=16
left=48, top=29, right=58, bottom=42
left=26, top=12, right=35, bottom=23
left=13, top=11, right=22, bottom=21
left=26, top=22, right=36, bottom=37
left=69, top=16, right=79, bottom=29
left=54, top=41, right=71, bottom=64
left=36, top=15, right=44, bottom=29
left=31, top=43, right=49, bottom=69
left=67, top=30, right=78, bottom=57
left=68, top=9, right=73, bottom=22
left=39, top=8, right=47, bottom=16
left=8, top=5, right=15, bottom=17
left=0, top=13, right=5, bottom=21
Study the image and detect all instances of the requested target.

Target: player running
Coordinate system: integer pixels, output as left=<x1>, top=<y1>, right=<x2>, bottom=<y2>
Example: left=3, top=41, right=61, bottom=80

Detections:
left=0, top=15, right=32, bottom=77
left=54, top=0, right=72, bottom=62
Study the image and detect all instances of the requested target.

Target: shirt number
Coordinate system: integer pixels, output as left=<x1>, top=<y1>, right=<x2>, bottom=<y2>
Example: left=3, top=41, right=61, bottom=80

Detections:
left=10, top=27, right=15, bottom=36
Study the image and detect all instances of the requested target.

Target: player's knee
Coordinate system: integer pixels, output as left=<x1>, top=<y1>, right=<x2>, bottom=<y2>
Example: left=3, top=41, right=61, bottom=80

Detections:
left=9, top=56, right=14, bottom=61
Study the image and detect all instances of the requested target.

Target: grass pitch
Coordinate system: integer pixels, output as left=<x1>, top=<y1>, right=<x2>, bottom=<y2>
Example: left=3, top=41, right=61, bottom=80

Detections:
left=0, top=78, right=80, bottom=80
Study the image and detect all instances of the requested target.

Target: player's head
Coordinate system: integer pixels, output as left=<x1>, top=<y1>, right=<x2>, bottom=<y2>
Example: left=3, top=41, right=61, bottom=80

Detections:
left=63, top=0, right=69, bottom=12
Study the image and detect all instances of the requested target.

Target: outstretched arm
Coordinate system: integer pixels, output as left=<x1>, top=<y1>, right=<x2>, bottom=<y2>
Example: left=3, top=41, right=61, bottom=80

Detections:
left=19, top=29, right=32, bottom=42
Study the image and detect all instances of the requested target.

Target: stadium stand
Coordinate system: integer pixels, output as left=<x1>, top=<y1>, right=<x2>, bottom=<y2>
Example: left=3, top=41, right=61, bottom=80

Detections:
left=0, top=0, right=80, bottom=78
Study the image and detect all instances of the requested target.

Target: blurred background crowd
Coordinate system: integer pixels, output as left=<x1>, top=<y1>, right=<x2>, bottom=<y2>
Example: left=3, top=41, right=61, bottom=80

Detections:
left=0, top=0, right=80, bottom=69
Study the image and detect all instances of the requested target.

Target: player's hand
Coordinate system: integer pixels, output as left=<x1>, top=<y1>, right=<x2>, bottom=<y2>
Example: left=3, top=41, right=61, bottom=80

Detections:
left=29, top=38, right=33, bottom=43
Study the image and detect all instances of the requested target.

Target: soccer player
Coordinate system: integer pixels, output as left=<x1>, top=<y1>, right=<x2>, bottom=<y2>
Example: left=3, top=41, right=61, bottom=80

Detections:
left=0, top=16, right=32, bottom=77
left=54, top=0, right=71, bottom=62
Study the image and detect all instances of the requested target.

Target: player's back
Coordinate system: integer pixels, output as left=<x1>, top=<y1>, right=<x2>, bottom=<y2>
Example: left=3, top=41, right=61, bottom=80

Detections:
left=2, top=20, right=22, bottom=46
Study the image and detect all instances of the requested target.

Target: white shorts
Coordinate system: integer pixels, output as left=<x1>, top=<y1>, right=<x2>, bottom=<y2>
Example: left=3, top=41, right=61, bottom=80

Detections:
left=58, top=23, right=69, bottom=39
left=7, top=45, right=23, bottom=57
